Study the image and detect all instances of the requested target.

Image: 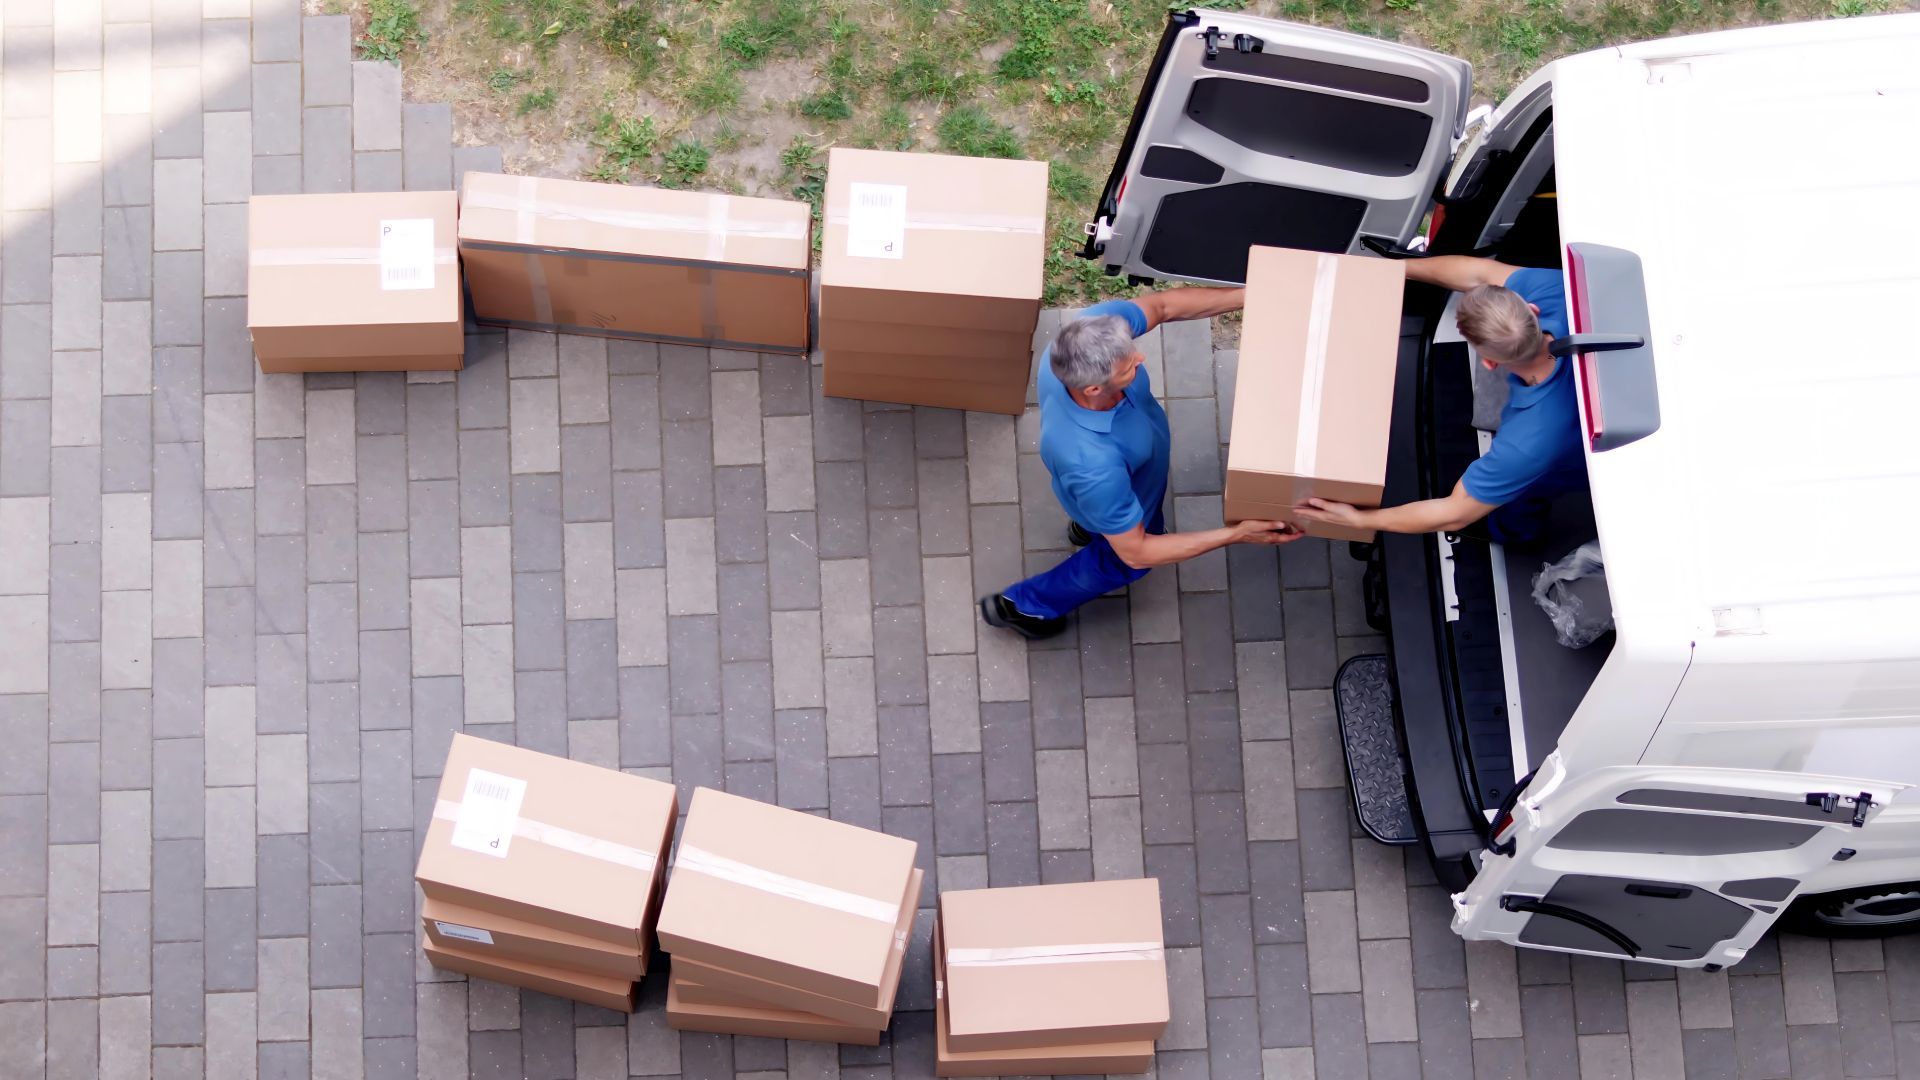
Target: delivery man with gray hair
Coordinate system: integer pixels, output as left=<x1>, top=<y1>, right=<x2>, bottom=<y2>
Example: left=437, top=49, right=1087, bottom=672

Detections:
left=979, top=290, right=1304, bottom=640
left=1293, top=256, right=1583, bottom=547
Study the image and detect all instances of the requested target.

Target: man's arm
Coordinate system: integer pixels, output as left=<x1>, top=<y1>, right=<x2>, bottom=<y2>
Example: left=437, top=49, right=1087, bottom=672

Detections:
left=1293, top=479, right=1495, bottom=536
left=1105, top=518, right=1303, bottom=571
left=1134, top=286, right=1245, bottom=331
left=1403, top=256, right=1520, bottom=294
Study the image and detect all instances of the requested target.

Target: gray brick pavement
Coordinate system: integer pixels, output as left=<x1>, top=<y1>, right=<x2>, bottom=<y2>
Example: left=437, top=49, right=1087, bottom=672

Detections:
left=0, top=6, right=1870, bottom=1078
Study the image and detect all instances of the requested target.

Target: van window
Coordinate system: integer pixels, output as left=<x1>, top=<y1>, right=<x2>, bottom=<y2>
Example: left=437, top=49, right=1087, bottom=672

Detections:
left=1547, top=809, right=1819, bottom=855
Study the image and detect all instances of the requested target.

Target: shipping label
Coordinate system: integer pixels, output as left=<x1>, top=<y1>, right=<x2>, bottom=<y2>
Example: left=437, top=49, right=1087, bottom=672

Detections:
left=448, top=768, right=527, bottom=858
left=846, top=183, right=908, bottom=260
left=433, top=921, right=495, bottom=946
left=378, top=218, right=436, bottom=290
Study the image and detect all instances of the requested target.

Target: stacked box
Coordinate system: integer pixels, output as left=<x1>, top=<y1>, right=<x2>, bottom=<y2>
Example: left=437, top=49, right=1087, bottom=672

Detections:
left=413, top=734, right=679, bottom=1012
left=1223, top=245, right=1406, bottom=541
left=246, top=191, right=464, bottom=373
left=656, top=787, right=921, bottom=1044
left=819, top=148, right=1049, bottom=415
left=934, top=880, right=1168, bottom=1076
left=458, top=172, right=813, bottom=353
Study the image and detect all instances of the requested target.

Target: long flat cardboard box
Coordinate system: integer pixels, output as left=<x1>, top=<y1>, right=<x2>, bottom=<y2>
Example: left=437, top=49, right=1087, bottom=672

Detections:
left=940, top=878, right=1169, bottom=1053
left=422, top=934, right=636, bottom=1013
left=669, top=868, right=922, bottom=1026
left=458, top=172, right=812, bottom=353
left=666, top=975, right=882, bottom=1046
left=421, top=895, right=645, bottom=980
left=247, top=191, right=464, bottom=373
left=415, top=734, right=678, bottom=950
left=655, top=787, right=918, bottom=1006
left=934, top=920, right=1154, bottom=1077
left=1224, top=245, right=1405, bottom=542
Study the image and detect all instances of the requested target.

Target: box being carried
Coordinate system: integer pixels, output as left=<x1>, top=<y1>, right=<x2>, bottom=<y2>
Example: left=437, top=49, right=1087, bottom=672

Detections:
left=458, top=172, right=812, bottom=353
left=819, top=148, right=1048, bottom=415
left=246, top=191, right=464, bottom=373
left=1224, top=246, right=1405, bottom=542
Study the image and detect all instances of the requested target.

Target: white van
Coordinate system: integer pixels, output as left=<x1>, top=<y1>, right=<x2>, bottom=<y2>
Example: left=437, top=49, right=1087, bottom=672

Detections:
left=1082, top=10, right=1920, bottom=968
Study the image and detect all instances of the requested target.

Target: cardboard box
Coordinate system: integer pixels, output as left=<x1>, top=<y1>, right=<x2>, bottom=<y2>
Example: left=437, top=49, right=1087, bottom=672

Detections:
left=934, top=920, right=1154, bottom=1077
left=1224, top=246, right=1406, bottom=542
left=415, top=734, right=678, bottom=950
left=818, top=148, right=1048, bottom=415
left=422, top=934, right=636, bottom=1013
left=940, top=879, right=1169, bottom=1053
left=655, top=787, right=918, bottom=1006
left=669, top=868, right=922, bottom=1026
left=421, top=896, right=645, bottom=980
left=458, top=172, right=811, bottom=353
left=247, top=191, right=464, bottom=373
left=666, top=975, right=882, bottom=1046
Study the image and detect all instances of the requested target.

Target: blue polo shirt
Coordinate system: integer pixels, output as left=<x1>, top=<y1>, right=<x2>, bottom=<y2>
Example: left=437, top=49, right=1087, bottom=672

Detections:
left=1037, top=300, right=1171, bottom=536
left=1462, top=268, right=1588, bottom=506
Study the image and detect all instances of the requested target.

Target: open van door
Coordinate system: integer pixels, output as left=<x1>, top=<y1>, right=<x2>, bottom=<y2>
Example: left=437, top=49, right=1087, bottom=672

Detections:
left=1453, top=755, right=1912, bottom=967
left=1082, top=9, right=1472, bottom=286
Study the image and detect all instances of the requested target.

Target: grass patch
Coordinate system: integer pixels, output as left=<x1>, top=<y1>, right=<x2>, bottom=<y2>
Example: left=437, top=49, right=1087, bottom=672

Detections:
left=486, top=67, right=522, bottom=92
left=516, top=86, right=557, bottom=114
left=686, top=61, right=743, bottom=112
left=937, top=106, right=1024, bottom=159
left=357, top=0, right=424, bottom=62
left=598, top=0, right=664, bottom=74
left=719, top=0, right=824, bottom=63
left=661, top=140, right=713, bottom=188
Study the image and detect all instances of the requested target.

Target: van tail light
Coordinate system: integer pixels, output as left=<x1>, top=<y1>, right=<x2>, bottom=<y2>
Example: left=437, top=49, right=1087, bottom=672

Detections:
left=1550, top=243, right=1661, bottom=452
left=1565, top=246, right=1607, bottom=449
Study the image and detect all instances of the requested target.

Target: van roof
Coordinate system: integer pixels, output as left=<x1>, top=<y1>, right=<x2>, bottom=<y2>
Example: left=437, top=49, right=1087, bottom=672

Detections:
left=1550, top=13, right=1920, bottom=662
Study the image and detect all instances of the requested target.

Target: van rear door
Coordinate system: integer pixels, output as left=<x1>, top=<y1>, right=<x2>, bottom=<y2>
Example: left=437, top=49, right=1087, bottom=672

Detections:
left=1082, top=9, right=1472, bottom=286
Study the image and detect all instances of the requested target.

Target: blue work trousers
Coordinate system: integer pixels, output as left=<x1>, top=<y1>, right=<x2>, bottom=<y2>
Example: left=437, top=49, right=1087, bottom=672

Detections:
left=1003, top=511, right=1164, bottom=621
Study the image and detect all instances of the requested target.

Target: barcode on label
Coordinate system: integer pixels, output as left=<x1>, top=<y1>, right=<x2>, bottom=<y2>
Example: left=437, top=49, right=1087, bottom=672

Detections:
left=449, top=768, right=527, bottom=858
left=471, top=777, right=515, bottom=803
left=378, top=218, right=436, bottom=291
left=846, top=182, right=907, bottom=260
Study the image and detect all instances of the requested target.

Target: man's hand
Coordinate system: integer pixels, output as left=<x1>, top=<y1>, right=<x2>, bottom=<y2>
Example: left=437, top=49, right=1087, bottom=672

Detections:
left=1229, top=519, right=1306, bottom=546
left=1292, top=499, right=1365, bottom=531
left=1296, top=481, right=1495, bottom=536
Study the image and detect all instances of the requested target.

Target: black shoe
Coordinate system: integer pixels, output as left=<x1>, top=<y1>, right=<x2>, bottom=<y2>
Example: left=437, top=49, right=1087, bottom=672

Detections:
left=978, top=594, right=1068, bottom=641
left=1066, top=521, right=1093, bottom=548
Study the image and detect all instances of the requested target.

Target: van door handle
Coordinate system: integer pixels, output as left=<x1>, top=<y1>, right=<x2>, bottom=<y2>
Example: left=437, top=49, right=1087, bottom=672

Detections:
left=1625, top=883, right=1692, bottom=900
left=1500, top=895, right=1641, bottom=957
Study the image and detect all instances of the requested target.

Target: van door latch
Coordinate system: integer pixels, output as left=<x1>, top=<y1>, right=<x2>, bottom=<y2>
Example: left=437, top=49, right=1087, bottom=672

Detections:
left=1201, top=26, right=1265, bottom=59
left=1805, top=791, right=1875, bottom=827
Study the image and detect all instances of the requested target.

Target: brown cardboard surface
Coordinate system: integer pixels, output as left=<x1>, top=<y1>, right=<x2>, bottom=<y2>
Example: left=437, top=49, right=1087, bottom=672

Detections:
left=414, top=733, right=678, bottom=949
left=422, top=934, right=637, bottom=1013
left=940, top=878, right=1169, bottom=1053
left=666, top=975, right=883, bottom=1046
left=669, top=868, right=922, bottom=1026
left=934, top=920, right=1154, bottom=1077
left=655, top=787, right=918, bottom=1005
left=457, top=173, right=812, bottom=353
left=819, top=317, right=1033, bottom=365
left=421, top=896, right=646, bottom=980
left=1224, top=246, right=1404, bottom=540
left=246, top=191, right=464, bottom=372
left=822, top=366, right=1028, bottom=416
left=820, top=287, right=1041, bottom=336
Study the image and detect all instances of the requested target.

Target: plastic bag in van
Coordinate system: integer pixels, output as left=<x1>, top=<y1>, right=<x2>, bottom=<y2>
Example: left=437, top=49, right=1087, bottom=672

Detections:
left=1531, top=541, right=1613, bottom=649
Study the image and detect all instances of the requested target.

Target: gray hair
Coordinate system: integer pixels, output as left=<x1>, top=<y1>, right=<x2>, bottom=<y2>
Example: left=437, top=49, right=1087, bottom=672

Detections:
left=1050, top=315, right=1136, bottom=391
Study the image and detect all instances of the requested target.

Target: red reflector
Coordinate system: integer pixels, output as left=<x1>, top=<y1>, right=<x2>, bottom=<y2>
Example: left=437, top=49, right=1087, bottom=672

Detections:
left=1115, top=176, right=1128, bottom=211
left=1427, top=203, right=1446, bottom=244
left=1565, top=245, right=1604, bottom=448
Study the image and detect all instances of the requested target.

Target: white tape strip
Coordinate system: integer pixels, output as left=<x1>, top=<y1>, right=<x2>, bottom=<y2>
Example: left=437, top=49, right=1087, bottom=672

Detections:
left=824, top=209, right=1044, bottom=236
left=464, top=189, right=808, bottom=242
left=944, top=941, right=1165, bottom=969
left=1294, top=254, right=1340, bottom=477
left=249, top=247, right=457, bottom=266
left=672, top=845, right=902, bottom=924
left=705, top=195, right=730, bottom=263
left=432, top=800, right=659, bottom=874
left=513, top=176, right=540, bottom=246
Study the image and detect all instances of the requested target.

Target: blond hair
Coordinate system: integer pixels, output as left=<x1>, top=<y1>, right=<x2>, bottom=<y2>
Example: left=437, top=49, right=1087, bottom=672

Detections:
left=1455, top=284, right=1543, bottom=366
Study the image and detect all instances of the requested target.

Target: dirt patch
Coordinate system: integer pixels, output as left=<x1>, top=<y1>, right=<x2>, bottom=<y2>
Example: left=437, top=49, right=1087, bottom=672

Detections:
left=704, top=58, right=821, bottom=193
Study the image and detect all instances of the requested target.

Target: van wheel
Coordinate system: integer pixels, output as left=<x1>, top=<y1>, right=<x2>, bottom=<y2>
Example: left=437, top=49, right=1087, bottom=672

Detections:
left=1782, top=883, right=1920, bottom=937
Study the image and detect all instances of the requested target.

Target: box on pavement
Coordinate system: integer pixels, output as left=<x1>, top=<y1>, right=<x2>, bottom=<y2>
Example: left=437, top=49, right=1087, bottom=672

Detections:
left=819, top=147, right=1048, bottom=415
left=414, top=733, right=678, bottom=960
left=655, top=787, right=919, bottom=1006
left=246, top=191, right=464, bottom=373
left=1224, top=245, right=1405, bottom=542
left=421, top=895, right=645, bottom=980
left=938, top=878, right=1169, bottom=1054
left=666, top=973, right=883, bottom=1046
left=933, top=920, right=1155, bottom=1077
left=421, top=933, right=637, bottom=1013
left=457, top=172, right=812, bottom=352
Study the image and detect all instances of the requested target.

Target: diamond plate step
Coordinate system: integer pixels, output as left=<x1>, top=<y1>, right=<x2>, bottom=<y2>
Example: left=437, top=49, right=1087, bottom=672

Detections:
left=1335, top=653, right=1416, bottom=845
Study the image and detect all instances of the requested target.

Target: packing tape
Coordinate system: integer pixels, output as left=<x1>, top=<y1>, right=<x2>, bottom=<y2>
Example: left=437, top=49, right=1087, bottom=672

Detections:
left=705, top=194, right=730, bottom=263
left=943, top=941, right=1166, bottom=969
left=248, top=247, right=458, bottom=267
left=688, top=267, right=721, bottom=342
left=516, top=177, right=555, bottom=324
left=463, top=187, right=808, bottom=242
left=672, top=845, right=903, bottom=924
left=1293, top=253, right=1340, bottom=478
left=823, top=208, right=1044, bottom=235
left=431, top=799, right=659, bottom=874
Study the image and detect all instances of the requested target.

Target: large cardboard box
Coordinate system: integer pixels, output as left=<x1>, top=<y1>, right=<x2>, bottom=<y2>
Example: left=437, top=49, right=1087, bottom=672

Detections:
left=1224, top=246, right=1405, bottom=542
left=669, top=868, right=922, bottom=1026
left=246, top=191, right=464, bottom=373
left=818, top=148, right=1047, bottom=415
left=933, top=921, right=1154, bottom=1077
left=421, top=895, right=645, bottom=980
left=422, top=934, right=637, bottom=1013
left=939, top=879, right=1169, bottom=1053
left=414, top=734, right=678, bottom=952
left=665, top=975, right=882, bottom=1046
left=655, top=787, right=918, bottom=1006
left=458, top=172, right=811, bottom=352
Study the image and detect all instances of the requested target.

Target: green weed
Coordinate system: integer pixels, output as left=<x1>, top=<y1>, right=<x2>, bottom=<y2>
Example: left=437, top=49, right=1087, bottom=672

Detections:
left=936, top=106, right=1024, bottom=159
left=800, top=89, right=854, bottom=120
left=1047, top=162, right=1095, bottom=205
left=358, top=0, right=424, bottom=62
left=599, top=1, right=664, bottom=73
left=719, top=0, right=823, bottom=63
left=687, top=62, right=743, bottom=111
left=887, top=47, right=968, bottom=101
left=591, top=114, right=658, bottom=178
left=486, top=68, right=522, bottom=92
left=661, top=140, right=712, bottom=188
left=779, top=137, right=827, bottom=211
left=517, top=86, right=557, bottom=114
